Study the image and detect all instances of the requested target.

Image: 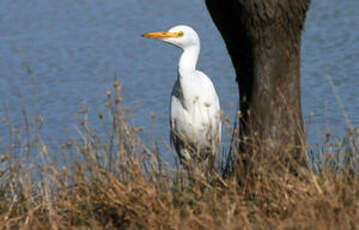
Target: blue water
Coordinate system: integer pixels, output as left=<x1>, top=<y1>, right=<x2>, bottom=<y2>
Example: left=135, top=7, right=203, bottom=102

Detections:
left=0, top=0, right=358, bottom=162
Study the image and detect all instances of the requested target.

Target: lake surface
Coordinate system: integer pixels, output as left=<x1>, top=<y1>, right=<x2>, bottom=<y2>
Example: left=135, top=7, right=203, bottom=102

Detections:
left=0, top=0, right=358, bottom=162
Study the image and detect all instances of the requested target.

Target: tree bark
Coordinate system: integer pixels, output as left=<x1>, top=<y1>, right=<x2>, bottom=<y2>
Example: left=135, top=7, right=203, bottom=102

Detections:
left=205, top=0, right=311, bottom=172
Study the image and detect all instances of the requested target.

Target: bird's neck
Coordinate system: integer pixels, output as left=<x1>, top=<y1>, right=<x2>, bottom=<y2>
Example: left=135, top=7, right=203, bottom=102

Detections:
left=178, top=45, right=200, bottom=77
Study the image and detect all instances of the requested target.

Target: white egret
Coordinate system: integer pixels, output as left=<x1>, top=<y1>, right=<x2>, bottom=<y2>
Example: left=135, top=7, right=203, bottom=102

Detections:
left=142, top=25, right=221, bottom=172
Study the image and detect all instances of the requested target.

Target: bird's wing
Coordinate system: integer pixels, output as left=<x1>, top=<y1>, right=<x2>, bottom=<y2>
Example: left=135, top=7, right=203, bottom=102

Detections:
left=195, top=71, right=222, bottom=153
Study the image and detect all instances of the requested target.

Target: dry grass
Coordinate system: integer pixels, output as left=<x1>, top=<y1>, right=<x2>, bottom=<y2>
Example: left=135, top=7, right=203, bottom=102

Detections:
left=1, top=80, right=359, bottom=230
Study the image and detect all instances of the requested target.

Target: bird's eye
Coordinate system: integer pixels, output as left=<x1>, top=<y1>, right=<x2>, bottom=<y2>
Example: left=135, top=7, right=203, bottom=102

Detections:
left=177, top=31, right=184, bottom=37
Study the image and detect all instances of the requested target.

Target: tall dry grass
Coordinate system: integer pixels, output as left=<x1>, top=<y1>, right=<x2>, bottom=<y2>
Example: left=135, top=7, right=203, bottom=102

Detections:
left=0, top=79, right=359, bottom=229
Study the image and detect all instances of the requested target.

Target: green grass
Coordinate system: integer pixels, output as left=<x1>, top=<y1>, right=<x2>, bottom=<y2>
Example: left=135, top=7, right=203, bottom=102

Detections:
left=0, top=80, right=358, bottom=229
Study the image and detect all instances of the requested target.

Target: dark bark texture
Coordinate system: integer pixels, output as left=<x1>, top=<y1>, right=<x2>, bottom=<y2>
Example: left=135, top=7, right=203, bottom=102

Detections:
left=205, top=0, right=311, bottom=170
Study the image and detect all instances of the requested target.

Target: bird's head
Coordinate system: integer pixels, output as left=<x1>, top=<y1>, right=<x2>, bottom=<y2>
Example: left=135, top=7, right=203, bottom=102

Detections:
left=142, top=25, right=200, bottom=50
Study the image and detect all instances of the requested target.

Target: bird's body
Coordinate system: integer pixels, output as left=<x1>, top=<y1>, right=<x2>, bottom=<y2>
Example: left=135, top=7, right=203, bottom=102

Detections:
left=170, top=70, right=221, bottom=163
left=142, top=25, right=221, bottom=170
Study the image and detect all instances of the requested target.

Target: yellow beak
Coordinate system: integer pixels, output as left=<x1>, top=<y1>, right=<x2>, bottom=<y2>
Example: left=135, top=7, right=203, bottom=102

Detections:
left=141, top=31, right=183, bottom=39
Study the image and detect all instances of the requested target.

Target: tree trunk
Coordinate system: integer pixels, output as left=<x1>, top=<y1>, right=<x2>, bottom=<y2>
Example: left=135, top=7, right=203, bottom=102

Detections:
left=205, top=0, right=310, bottom=173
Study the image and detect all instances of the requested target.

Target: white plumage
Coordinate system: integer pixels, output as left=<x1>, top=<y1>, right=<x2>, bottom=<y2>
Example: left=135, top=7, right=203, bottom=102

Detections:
left=142, top=25, right=221, bottom=169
